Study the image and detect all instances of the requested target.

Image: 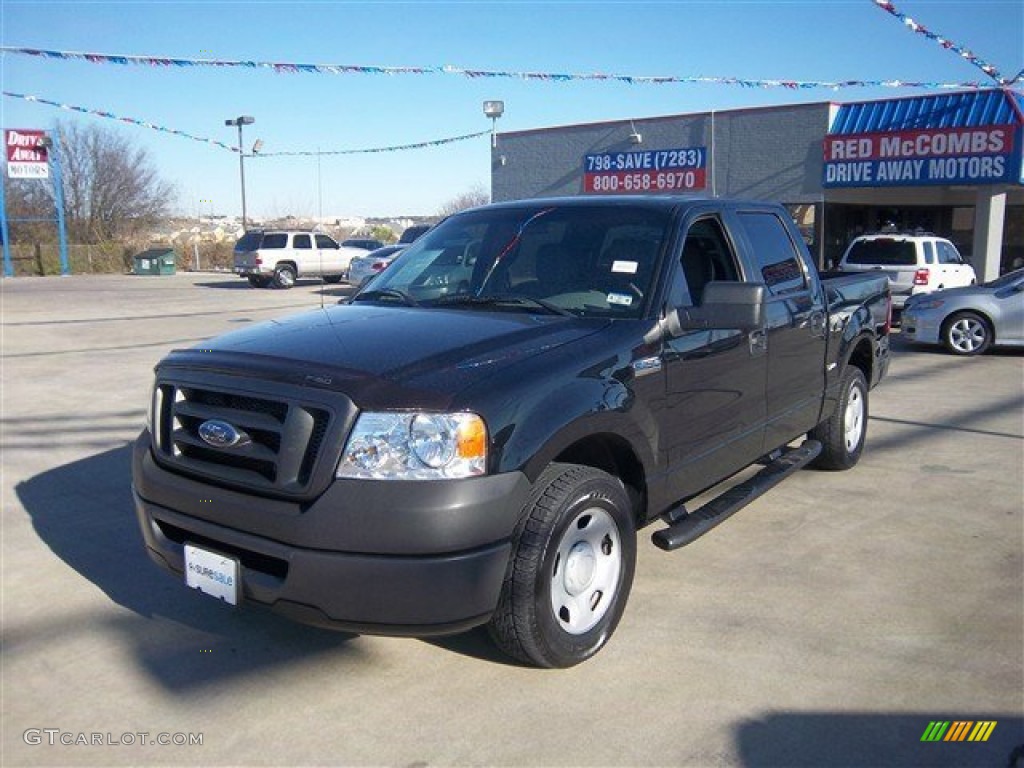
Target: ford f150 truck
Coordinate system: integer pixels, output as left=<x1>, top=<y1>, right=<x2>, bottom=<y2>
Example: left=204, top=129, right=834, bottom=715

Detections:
left=133, top=196, right=890, bottom=667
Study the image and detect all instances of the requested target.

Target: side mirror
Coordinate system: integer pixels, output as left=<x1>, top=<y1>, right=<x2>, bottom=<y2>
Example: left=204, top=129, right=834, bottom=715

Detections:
left=644, top=282, right=764, bottom=344
left=676, top=282, right=765, bottom=332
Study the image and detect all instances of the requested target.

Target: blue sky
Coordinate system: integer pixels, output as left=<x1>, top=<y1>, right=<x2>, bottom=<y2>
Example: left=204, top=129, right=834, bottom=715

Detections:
left=1, top=0, right=1021, bottom=219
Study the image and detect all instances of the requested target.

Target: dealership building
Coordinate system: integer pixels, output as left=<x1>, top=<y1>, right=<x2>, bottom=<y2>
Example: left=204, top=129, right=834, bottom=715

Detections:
left=490, top=88, right=1023, bottom=280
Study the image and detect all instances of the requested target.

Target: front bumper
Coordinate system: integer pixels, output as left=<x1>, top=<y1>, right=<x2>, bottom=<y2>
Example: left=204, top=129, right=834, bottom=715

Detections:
left=132, top=435, right=530, bottom=635
left=900, top=308, right=941, bottom=344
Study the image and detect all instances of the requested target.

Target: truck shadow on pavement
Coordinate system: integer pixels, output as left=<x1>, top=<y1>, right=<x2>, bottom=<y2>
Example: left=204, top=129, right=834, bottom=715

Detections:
left=15, top=444, right=367, bottom=693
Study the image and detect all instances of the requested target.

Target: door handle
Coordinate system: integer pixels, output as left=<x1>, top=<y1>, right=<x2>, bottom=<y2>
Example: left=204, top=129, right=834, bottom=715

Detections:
left=749, top=328, right=767, bottom=355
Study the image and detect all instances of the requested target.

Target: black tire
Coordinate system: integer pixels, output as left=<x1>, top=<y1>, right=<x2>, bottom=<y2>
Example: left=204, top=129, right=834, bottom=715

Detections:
left=273, top=264, right=297, bottom=289
left=247, top=275, right=271, bottom=289
left=942, top=311, right=992, bottom=356
left=810, top=366, right=868, bottom=471
left=487, top=463, right=636, bottom=668
left=322, top=275, right=343, bottom=284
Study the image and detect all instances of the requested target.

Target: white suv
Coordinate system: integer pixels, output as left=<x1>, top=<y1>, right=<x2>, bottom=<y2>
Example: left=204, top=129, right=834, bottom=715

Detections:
left=233, top=230, right=369, bottom=289
left=838, top=232, right=976, bottom=309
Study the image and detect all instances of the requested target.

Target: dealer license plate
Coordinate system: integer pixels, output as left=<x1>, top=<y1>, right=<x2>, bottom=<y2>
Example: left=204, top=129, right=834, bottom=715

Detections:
left=184, top=544, right=239, bottom=605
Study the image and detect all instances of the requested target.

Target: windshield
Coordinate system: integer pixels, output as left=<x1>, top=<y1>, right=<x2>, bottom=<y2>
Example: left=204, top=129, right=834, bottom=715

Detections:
left=986, top=268, right=1024, bottom=289
left=353, top=204, right=669, bottom=318
left=845, top=238, right=916, bottom=266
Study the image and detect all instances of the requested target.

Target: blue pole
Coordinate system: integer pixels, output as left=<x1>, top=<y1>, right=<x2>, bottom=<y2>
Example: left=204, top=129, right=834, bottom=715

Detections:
left=50, top=129, right=70, bottom=276
left=1, top=172, right=12, bottom=277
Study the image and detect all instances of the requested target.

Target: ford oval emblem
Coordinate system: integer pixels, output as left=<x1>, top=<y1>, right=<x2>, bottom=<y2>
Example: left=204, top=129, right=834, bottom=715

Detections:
left=198, top=419, right=247, bottom=448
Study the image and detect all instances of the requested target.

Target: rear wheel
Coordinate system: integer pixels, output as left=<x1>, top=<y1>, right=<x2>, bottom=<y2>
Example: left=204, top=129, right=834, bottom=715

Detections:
left=943, top=311, right=991, bottom=356
left=487, top=463, right=636, bottom=668
left=273, top=264, right=297, bottom=289
left=810, top=366, right=868, bottom=470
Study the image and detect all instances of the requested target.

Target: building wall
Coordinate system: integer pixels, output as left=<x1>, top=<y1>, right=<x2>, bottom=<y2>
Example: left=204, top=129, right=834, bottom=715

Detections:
left=491, top=102, right=831, bottom=205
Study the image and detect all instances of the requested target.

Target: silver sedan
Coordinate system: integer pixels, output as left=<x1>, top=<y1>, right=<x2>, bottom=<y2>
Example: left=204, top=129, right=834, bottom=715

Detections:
left=902, top=268, right=1024, bottom=355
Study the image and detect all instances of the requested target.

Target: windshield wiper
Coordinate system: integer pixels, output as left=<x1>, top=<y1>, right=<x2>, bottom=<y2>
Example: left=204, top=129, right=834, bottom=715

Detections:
left=435, top=293, right=574, bottom=317
left=352, top=288, right=420, bottom=307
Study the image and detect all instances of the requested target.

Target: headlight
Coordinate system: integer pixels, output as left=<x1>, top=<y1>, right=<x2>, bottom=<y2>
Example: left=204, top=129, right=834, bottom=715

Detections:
left=337, top=412, right=487, bottom=480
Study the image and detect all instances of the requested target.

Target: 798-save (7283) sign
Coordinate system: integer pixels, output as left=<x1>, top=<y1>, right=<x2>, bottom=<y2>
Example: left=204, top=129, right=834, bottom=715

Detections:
left=583, top=147, right=706, bottom=194
left=5, top=129, right=49, bottom=179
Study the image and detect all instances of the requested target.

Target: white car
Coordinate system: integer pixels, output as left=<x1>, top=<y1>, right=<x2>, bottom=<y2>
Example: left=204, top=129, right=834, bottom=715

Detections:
left=233, top=230, right=368, bottom=289
left=838, top=232, right=976, bottom=309
left=347, top=245, right=406, bottom=287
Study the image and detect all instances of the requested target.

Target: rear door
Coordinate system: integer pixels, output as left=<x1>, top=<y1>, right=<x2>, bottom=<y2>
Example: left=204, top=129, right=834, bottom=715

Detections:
left=315, top=233, right=342, bottom=274
left=731, top=208, right=828, bottom=451
left=660, top=209, right=768, bottom=502
left=936, top=240, right=975, bottom=289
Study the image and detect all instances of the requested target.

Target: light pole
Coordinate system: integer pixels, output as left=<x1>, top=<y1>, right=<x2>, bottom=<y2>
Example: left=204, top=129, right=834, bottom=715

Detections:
left=483, top=100, right=504, bottom=148
left=225, top=115, right=254, bottom=229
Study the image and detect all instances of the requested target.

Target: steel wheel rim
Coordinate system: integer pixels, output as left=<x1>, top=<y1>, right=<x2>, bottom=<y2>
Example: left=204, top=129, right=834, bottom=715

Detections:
left=550, top=505, right=622, bottom=636
left=950, top=318, right=984, bottom=352
left=844, top=385, right=864, bottom=453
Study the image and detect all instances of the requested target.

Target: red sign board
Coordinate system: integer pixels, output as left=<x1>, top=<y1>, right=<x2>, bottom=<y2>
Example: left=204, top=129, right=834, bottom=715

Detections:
left=5, top=129, right=49, bottom=178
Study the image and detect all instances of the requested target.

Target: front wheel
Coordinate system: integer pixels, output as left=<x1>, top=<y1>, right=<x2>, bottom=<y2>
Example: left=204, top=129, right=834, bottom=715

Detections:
left=810, top=366, right=868, bottom=471
left=322, top=275, right=343, bottom=284
left=488, top=464, right=636, bottom=668
left=943, top=311, right=991, bottom=356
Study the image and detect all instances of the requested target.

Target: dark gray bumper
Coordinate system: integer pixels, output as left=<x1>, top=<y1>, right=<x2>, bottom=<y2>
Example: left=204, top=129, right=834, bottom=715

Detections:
left=132, top=435, right=529, bottom=635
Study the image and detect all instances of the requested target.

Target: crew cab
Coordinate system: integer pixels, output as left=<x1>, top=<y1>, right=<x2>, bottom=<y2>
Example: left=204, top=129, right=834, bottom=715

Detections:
left=134, top=197, right=890, bottom=667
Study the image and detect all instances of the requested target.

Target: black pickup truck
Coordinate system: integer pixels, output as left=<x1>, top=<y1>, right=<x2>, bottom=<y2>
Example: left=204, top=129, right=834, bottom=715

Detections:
left=133, top=196, right=890, bottom=667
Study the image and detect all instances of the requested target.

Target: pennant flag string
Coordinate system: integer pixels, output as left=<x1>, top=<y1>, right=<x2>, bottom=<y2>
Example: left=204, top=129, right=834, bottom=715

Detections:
left=872, top=0, right=1011, bottom=85
left=2, top=91, right=240, bottom=152
left=2, top=91, right=490, bottom=156
left=0, top=46, right=995, bottom=91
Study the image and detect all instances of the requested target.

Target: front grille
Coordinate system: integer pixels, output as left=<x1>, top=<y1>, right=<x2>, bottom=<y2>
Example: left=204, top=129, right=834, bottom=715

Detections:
left=153, top=381, right=336, bottom=497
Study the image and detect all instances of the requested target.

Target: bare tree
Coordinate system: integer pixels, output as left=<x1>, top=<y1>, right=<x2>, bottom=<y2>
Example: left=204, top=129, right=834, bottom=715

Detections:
left=437, top=184, right=490, bottom=217
left=52, top=121, right=175, bottom=243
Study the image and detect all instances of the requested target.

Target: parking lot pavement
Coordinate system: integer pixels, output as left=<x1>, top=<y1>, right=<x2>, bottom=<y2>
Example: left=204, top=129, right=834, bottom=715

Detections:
left=2, top=273, right=1021, bottom=767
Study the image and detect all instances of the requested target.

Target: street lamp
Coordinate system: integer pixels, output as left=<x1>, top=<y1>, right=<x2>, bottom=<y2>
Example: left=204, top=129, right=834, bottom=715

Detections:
left=483, top=100, right=504, bottom=148
left=224, top=115, right=255, bottom=229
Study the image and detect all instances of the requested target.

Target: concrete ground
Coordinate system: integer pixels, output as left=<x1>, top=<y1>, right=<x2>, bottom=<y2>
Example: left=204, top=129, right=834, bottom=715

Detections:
left=2, top=272, right=1021, bottom=767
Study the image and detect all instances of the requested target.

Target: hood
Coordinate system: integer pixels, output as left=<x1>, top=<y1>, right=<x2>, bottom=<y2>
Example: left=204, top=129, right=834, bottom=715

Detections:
left=163, top=304, right=609, bottom=409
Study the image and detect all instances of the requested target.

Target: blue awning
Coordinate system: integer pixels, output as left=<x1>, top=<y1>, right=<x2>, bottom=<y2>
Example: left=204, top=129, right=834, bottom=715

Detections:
left=829, top=88, right=1024, bottom=134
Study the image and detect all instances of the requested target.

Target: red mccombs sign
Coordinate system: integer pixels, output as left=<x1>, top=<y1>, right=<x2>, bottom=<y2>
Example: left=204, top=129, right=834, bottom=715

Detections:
left=822, top=125, right=1018, bottom=188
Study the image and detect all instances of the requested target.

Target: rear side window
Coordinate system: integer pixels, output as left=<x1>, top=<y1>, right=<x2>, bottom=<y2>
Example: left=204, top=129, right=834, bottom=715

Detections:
left=261, top=233, right=288, bottom=249
left=234, top=231, right=263, bottom=252
left=293, top=234, right=312, bottom=249
left=923, top=241, right=935, bottom=264
left=845, top=239, right=916, bottom=266
left=736, top=211, right=807, bottom=296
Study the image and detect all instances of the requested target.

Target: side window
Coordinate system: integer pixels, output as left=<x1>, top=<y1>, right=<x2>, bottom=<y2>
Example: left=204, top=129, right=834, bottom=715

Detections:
left=315, top=234, right=338, bottom=249
left=937, top=241, right=962, bottom=265
left=736, top=211, right=808, bottom=296
left=261, top=233, right=288, bottom=249
left=293, top=234, right=312, bottom=250
left=676, top=217, right=741, bottom=306
left=923, top=241, right=935, bottom=264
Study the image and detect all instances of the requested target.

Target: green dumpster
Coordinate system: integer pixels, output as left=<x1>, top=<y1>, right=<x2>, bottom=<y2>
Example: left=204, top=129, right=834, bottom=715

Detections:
left=133, top=248, right=177, bottom=276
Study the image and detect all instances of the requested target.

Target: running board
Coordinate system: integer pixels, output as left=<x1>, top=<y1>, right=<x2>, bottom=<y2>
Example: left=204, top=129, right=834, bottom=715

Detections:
left=651, top=440, right=822, bottom=552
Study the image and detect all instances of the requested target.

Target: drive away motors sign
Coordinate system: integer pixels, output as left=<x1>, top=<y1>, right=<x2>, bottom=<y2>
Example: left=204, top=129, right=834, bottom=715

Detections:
left=6, top=129, right=49, bottom=179
left=823, top=126, right=1019, bottom=188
